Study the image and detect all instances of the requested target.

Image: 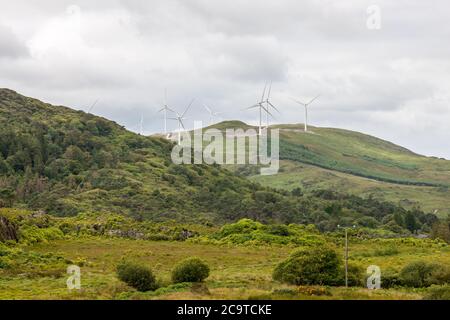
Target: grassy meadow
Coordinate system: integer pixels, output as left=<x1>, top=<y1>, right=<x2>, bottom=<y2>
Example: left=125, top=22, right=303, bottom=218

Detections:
left=1, top=218, right=448, bottom=300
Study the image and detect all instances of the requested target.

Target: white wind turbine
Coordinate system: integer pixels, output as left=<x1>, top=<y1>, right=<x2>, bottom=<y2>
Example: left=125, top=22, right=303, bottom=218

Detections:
left=203, top=104, right=222, bottom=125
left=246, top=84, right=273, bottom=135
left=169, top=99, right=195, bottom=144
left=262, top=81, right=280, bottom=128
left=158, top=89, right=175, bottom=135
left=291, top=94, right=320, bottom=132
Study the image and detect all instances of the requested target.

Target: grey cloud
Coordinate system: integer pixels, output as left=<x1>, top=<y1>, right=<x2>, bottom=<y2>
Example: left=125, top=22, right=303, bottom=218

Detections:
left=0, top=0, right=450, bottom=158
left=0, top=24, right=29, bottom=58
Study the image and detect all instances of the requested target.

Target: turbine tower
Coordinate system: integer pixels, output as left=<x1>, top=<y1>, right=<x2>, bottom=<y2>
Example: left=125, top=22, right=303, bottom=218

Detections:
left=139, top=114, right=144, bottom=135
left=291, top=95, right=320, bottom=132
left=169, top=99, right=195, bottom=144
left=246, top=84, right=273, bottom=135
left=158, top=89, right=175, bottom=134
left=203, top=104, right=222, bottom=125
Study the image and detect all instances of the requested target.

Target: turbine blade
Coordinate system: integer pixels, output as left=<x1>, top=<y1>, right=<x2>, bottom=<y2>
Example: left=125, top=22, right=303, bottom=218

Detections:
left=165, top=105, right=176, bottom=113
left=182, top=98, right=195, bottom=117
left=88, top=99, right=98, bottom=113
left=179, top=119, right=186, bottom=130
left=290, top=97, right=306, bottom=106
left=307, top=94, right=320, bottom=105
left=267, top=81, right=272, bottom=100
left=246, top=104, right=261, bottom=110
left=268, top=101, right=280, bottom=113
left=261, top=82, right=267, bottom=102
left=203, top=104, right=212, bottom=114
left=261, top=104, right=274, bottom=118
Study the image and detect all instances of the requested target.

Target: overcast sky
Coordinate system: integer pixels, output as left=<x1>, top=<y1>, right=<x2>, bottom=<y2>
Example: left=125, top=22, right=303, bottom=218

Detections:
left=1, top=0, right=450, bottom=158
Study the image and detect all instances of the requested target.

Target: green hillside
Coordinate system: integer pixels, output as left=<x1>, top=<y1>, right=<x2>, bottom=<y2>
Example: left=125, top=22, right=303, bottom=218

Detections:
left=246, top=124, right=450, bottom=216
left=272, top=124, right=450, bottom=186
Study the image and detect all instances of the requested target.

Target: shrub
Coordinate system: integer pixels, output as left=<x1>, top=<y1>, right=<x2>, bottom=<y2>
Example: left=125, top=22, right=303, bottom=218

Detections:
left=217, top=219, right=263, bottom=237
left=172, top=257, right=210, bottom=283
left=400, top=261, right=449, bottom=288
left=400, top=261, right=434, bottom=287
left=423, top=285, right=450, bottom=300
left=427, top=264, right=450, bottom=286
left=116, top=261, right=158, bottom=292
left=264, top=224, right=290, bottom=236
left=272, top=245, right=340, bottom=285
left=336, top=262, right=365, bottom=287
left=381, top=269, right=402, bottom=289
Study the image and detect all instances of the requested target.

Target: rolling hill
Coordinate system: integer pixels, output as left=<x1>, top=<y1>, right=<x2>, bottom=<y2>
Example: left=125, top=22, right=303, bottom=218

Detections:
left=246, top=124, right=450, bottom=217
left=0, top=88, right=442, bottom=234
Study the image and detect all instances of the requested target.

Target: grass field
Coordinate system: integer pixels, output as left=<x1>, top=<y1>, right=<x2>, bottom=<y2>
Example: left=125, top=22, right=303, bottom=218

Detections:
left=0, top=237, right=447, bottom=300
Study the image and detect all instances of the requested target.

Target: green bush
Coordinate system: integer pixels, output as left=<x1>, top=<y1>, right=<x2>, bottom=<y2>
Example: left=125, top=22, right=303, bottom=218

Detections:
left=171, top=257, right=210, bottom=283
left=116, top=261, right=158, bottom=292
left=381, top=269, right=402, bottom=288
left=423, top=285, right=450, bottom=300
left=272, top=245, right=340, bottom=285
left=400, top=261, right=449, bottom=288
left=337, top=262, right=364, bottom=287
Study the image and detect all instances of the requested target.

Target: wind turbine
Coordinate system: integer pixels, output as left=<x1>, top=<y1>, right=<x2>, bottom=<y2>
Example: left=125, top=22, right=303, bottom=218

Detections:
left=158, top=89, right=175, bottom=134
left=203, top=104, right=222, bottom=125
left=291, top=94, right=320, bottom=132
left=246, top=84, right=273, bottom=135
left=262, top=81, right=280, bottom=128
left=169, top=99, right=195, bottom=144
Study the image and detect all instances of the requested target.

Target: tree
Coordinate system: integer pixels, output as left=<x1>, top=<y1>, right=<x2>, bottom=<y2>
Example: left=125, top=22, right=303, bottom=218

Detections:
left=273, top=245, right=340, bottom=285
left=404, top=212, right=420, bottom=233
left=0, top=188, right=16, bottom=207
left=431, top=218, right=450, bottom=243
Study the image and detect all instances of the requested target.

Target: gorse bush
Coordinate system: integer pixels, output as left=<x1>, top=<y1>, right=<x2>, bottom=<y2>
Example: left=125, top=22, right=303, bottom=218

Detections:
left=171, top=257, right=210, bottom=283
left=272, top=245, right=341, bottom=286
left=400, top=261, right=450, bottom=288
left=192, top=219, right=326, bottom=246
left=116, top=261, right=158, bottom=292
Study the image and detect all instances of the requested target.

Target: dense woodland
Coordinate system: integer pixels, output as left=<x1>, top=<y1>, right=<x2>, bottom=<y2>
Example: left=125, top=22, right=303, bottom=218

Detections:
left=0, top=88, right=446, bottom=235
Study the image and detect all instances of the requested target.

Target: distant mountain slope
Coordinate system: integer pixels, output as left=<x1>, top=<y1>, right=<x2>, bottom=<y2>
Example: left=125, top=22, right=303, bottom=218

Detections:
left=271, top=124, right=450, bottom=187
left=244, top=124, right=450, bottom=216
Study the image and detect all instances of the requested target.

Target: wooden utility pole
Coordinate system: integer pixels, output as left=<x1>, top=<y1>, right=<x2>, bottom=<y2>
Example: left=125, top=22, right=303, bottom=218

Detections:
left=338, top=224, right=355, bottom=288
